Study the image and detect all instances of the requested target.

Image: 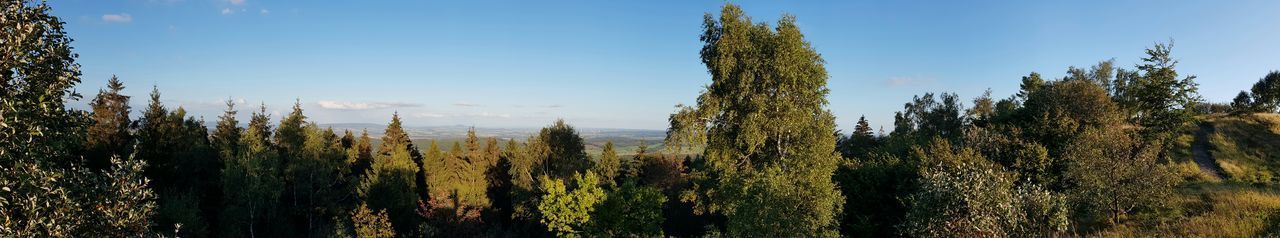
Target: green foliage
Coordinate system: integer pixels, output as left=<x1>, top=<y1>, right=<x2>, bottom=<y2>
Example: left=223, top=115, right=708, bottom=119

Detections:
left=892, top=92, right=965, bottom=141
left=665, top=4, right=843, bottom=236
left=1121, top=42, right=1202, bottom=136
left=286, top=123, right=349, bottom=236
left=594, top=141, right=620, bottom=185
left=1233, top=91, right=1256, bottom=114
left=351, top=203, right=396, bottom=238
left=902, top=141, right=1068, bottom=237
left=359, top=116, right=422, bottom=235
left=537, top=172, right=606, bottom=237
left=837, top=116, right=878, bottom=158
left=588, top=182, right=667, bottom=237
left=85, top=75, right=132, bottom=169
left=1064, top=128, right=1177, bottom=228
left=1248, top=71, right=1280, bottom=112
left=87, top=156, right=160, bottom=236
left=221, top=105, right=285, bottom=237
left=834, top=153, right=915, bottom=237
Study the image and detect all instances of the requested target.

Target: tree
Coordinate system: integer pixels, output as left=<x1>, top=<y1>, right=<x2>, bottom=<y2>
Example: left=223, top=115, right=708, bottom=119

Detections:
left=286, top=124, right=348, bottom=236
left=837, top=116, right=877, bottom=158
left=86, top=156, right=159, bottom=236
left=1124, top=42, right=1201, bottom=136
left=537, top=172, right=606, bottom=237
left=588, top=182, right=667, bottom=237
left=1, top=2, right=171, bottom=236
left=901, top=140, right=1068, bottom=237
left=1248, top=71, right=1280, bottom=112
left=892, top=92, right=966, bottom=141
left=85, top=75, right=132, bottom=169
left=421, top=129, right=490, bottom=235
left=351, top=203, right=396, bottom=238
left=221, top=105, right=285, bottom=237
left=594, top=141, right=620, bottom=184
left=212, top=100, right=242, bottom=163
left=1232, top=91, right=1254, bottom=113
left=665, top=4, right=843, bottom=236
left=1064, top=128, right=1177, bottom=228
left=533, top=119, right=591, bottom=179
left=968, top=89, right=995, bottom=124
left=359, top=115, right=422, bottom=235
left=1017, top=72, right=1045, bottom=101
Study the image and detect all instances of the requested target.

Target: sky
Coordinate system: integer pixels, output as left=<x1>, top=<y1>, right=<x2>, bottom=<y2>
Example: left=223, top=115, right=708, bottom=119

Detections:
left=50, top=0, right=1280, bottom=132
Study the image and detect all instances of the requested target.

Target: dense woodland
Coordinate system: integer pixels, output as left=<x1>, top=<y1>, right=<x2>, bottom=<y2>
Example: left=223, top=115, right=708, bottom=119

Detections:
left=4, top=1, right=1280, bottom=237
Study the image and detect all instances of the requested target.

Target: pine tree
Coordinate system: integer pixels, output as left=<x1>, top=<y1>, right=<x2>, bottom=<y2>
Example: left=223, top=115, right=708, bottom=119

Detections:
left=85, top=75, right=132, bottom=169
left=594, top=141, right=620, bottom=185
left=221, top=105, right=285, bottom=237
left=213, top=100, right=242, bottom=163
left=359, top=115, right=422, bottom=235
left=285, top=124, right=347, bottom=236
left=665, top=4, right=843, bottom=236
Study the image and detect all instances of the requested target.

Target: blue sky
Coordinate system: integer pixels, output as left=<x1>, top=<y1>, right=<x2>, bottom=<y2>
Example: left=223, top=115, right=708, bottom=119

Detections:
left=52, top=0, right=1280, bottom=131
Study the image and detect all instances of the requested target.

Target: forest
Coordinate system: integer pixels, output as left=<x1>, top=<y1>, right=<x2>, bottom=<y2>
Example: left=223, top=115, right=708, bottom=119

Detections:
left=4, top=1, right=1280, bottom=237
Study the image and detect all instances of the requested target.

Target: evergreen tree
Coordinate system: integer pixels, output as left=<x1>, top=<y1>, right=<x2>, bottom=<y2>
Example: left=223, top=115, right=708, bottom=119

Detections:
left=594, top=141, right=620, bottom=185
left=968, top=89, right=995, bottom=124
left=212, top=100, right=242, bottom=163
left=286, top=124, right=348, bottom=236
left=665, top=4, right=843, bottom=236
left=1017, top=72, right=1045, bottom=101
left=221, top=105, right=285, bottom=237
left=85, top=75, right=132, bottom=169
left=359, top=115, right=422, bottom=235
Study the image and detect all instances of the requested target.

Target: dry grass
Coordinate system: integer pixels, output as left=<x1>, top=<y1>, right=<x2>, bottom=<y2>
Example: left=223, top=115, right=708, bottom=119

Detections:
left=1204, top=113, right=1280, bottom=184
left=1091, top=183, right=1280, bottom=237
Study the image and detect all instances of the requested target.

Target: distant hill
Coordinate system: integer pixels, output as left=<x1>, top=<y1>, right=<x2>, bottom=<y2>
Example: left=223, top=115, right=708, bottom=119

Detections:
left=314, top=123, right=667, bottom=156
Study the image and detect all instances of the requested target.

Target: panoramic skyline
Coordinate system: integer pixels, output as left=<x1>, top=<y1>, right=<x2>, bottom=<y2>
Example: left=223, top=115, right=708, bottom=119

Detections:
left=53, top=0, right=1280, bottom=130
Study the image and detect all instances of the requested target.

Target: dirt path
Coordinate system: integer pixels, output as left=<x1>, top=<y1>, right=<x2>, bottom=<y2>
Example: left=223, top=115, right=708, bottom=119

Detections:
left=1192, top=122, right=1224, bottom=180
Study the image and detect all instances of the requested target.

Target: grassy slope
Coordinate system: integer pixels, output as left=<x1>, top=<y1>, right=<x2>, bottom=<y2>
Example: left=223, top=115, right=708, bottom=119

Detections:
left=1099, top=113, right=1280, bottom=237
left=1206, top=113, right=1280, bottom=184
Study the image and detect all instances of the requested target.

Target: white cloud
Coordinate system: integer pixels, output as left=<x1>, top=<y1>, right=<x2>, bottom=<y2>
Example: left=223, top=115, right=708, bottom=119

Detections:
left=317, top=100, right=422, bottom=110
left=101, top=13, right=132, bottom=23
left=221, top=8, right=233, bottom=15
left=227, top=0, right=246, bottom=5
left=259, top=9, right=269, bottom=15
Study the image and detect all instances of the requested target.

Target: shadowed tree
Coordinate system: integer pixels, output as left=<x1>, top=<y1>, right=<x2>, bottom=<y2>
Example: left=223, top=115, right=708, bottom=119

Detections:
left=85, top=75, right=132, bottom=169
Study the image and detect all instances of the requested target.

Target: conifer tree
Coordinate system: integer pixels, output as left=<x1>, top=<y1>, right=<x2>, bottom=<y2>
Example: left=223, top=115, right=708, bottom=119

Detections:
left=594, top=141, right=620, bottom=184
left=286, top=124, right=348, bottom=236
left=85, top=75, right=133, bottom=169
left=665, top=4, right=843, bottom=236
left=213, top=100, right=242, bottom=163
left=359, top=115, right=422, bottom=235
left=221, top=105, right=285, bottom=237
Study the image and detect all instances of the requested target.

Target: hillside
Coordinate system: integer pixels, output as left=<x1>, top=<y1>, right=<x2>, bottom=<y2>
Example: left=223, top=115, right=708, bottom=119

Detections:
left=1203, top=113, right=1280, bottom=184
left=1104, top=113, right=1280, bottom=236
